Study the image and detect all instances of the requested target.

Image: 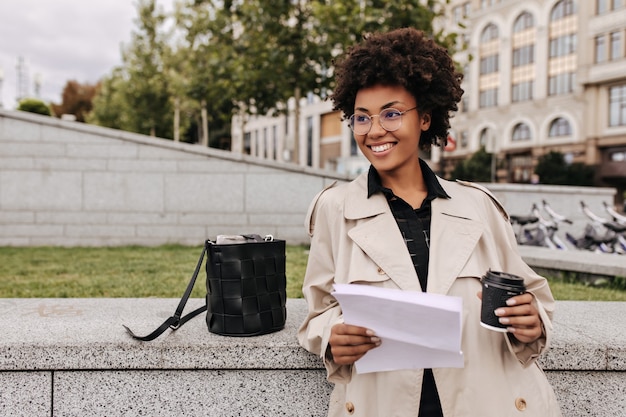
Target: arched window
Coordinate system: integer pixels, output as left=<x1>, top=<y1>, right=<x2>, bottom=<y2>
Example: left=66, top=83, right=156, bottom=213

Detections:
left=479, top=128, right=490, bottom=147
left=513, top=12, right=535, bottom=33
left=512, top=123, right=532, bottom=141
left=548, top=117, right=572, bottom=137
left=481, top=23, right=499, bottom=43
left=550, top=0, right=576, bottom=21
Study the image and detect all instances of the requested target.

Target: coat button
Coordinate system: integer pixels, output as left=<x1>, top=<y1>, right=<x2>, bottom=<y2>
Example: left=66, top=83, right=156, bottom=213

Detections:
left=345, top=402, right=355, bottom=414
left=515, top=397, right=527, bottom=411
left=377, top=267, right=385, bottom=275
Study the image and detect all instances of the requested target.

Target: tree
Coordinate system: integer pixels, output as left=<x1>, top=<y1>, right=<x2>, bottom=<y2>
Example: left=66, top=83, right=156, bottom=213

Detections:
left=87, top=68, right=133, bottom=130
left=90, top=0, right=173, bottom=138
left=89, top=0, right=456, bottom=151
left=122, top=0, right=173, bottom=138
left=451, top=147, right=492, bottom=182
left=534, top=151, right=594, bottom=186
left=51, top=80, right=98, bottom=122
left=173, top=0, right=240, bottom=147
left=17, top=98, right=51, bottom=116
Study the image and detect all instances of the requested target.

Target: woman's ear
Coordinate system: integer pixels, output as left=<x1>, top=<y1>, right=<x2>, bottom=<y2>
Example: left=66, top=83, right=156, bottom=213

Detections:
left=420, top=113, right=432, bottom=131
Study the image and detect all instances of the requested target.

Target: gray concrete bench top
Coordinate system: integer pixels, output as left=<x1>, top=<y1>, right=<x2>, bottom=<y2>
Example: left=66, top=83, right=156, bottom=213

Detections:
left=1, top=298, right=624, bottom=372
left=518, top=245, right=626, bottom=277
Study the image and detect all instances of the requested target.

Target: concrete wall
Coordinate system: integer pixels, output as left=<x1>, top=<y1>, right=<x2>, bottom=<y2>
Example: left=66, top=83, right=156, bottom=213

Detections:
left=0, top=109, right=616, bottom=247
left=1, top=298, right=624, bottom=417
left=0, top=110, right=345, bottom=246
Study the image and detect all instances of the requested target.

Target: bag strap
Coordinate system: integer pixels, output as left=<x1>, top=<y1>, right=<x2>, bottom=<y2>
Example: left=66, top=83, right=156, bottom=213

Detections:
left=123, top=242, right=209, bottom=341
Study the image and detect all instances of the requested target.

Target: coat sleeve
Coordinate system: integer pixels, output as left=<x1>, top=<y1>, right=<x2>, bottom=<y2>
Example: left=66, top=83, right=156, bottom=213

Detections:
left=470, top=182, right=556, bottom=366
left=297, top=184, right=353, bottom=383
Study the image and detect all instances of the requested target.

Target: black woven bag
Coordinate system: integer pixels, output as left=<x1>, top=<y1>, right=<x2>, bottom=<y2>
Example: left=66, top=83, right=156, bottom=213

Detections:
left=124, top=235, right=287, bottom=341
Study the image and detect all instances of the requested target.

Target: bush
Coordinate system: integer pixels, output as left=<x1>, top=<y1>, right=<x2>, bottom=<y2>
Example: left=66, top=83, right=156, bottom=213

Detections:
left=534, top=151, right=594, bottom=186
left=451, top=146, right=492, bottom=182
left=17, top=98, right=52, bottom=116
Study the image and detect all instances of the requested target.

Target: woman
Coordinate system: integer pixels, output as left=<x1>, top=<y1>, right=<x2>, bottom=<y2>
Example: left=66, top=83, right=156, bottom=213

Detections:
left=298, top=28, right=562, bottom=416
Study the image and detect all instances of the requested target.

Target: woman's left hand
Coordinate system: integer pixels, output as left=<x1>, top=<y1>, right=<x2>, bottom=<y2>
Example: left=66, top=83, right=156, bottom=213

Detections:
left=478, top=292, right=543, bottom=343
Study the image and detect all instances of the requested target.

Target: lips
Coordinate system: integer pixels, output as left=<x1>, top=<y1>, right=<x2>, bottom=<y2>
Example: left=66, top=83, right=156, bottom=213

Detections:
left=369, top=142, right=395, bottom=153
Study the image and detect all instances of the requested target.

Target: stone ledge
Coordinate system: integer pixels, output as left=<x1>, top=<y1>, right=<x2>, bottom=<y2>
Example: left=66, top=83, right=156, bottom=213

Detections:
left=1, top=298, right=625, bottom=417
left=519, top=245, right=626, bottom=278
left=1, top=299, right=624, bottom=372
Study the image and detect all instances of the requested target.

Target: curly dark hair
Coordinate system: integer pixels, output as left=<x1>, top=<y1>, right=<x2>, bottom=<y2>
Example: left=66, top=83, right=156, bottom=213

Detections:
left=331, top=27, right=464, bottom=150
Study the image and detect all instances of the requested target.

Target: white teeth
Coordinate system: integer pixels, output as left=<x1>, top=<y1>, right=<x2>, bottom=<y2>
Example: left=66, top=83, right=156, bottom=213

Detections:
left=371, top=143, right=394, bottom=153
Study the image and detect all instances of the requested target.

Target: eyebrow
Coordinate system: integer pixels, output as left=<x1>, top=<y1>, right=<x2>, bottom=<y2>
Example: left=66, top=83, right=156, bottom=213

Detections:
left=354, top=101, right=403, bottom=113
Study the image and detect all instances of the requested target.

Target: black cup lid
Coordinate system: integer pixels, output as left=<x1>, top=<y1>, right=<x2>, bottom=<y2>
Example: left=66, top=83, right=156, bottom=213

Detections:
left=483, top=270, right=525, bottom=287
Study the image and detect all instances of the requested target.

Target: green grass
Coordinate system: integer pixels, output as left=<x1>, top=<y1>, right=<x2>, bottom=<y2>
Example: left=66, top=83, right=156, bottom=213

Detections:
left=0, top=245, right=624, bottom=301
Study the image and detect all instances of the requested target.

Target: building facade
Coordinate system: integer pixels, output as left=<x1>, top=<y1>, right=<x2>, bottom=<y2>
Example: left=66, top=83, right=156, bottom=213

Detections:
left=443, top=0, right=626, bottom=199
left=231, top=0, right=626, bottom=200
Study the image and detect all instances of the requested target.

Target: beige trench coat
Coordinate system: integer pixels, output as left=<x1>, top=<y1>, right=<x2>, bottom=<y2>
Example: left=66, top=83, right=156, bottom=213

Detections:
left=298, top=172, right=562, bottom=417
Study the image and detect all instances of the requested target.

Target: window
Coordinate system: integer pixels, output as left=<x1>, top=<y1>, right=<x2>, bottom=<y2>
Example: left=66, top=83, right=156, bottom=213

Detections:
left=615, top=0, right=624, bottom=10
left=513, top=45, right=535, bottom=67
left=609, top=84, right=626, bottom=127
left=595, top=35, right=607, bottom=63
left=512, top=81, right=534, bottom=102
left=479, top=128, right=490, bottom=147
left=480, top=54, right=499, bottom=74
left=610, top=31, right=623, bottom=60
left=513, top=12, right=535, bottom=33
left=306, top=116, right=313, bottom=166
left=549, top=117, right=572, bottom=137
left=597, top=0, right=609, bottom=13
left=272, top=125, right=278, bottom=160
left=550, top=0, right=576, bottom=21
left=512, top=123, right=532, bottom=141
left=611, top=151, right=626, bottom=162
left=453, top=5, right=463, bottom=23
left=481, top=24, right=499, bottom=43
left=460, top=130, right=468, bottom=148
left=479, top=88, right=498, bottom=108
left=549, top=34, right=577, bottom=57
left=461, top=96, right=469, bottom=113
left=481, top=0, right=496, bottom=9
left=243, top=132, right=251, bottom=155
left=549, top=73, right=576, bottom=95
left=463, top=2, right=471, bottom=17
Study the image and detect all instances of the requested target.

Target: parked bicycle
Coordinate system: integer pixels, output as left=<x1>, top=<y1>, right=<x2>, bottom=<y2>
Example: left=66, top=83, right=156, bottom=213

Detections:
left=603, top=201, right=626, bottom=225
left=565, top=201, right=626, bottom=254
left=510, top=202, right=570, bottom=250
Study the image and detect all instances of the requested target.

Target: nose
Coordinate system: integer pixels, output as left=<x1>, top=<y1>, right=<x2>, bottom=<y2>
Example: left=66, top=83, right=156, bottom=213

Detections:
left=368, top=115, right=387, bottom=136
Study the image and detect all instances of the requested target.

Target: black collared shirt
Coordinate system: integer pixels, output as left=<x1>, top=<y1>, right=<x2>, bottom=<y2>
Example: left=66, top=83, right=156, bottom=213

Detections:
left=367, top=158, right=450, bottom=417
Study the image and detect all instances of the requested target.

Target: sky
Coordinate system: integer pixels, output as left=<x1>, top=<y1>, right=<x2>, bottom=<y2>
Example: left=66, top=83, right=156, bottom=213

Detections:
left=0, top=0, right=174, bottom=110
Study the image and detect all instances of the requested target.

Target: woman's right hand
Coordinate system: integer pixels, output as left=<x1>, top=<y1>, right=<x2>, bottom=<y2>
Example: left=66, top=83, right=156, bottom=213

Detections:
left=328, top=323, right=381, bottom=365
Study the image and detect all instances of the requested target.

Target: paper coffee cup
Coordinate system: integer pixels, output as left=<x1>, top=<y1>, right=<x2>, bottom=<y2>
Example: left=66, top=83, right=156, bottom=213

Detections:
left=480, top=270, right=526, bottom=332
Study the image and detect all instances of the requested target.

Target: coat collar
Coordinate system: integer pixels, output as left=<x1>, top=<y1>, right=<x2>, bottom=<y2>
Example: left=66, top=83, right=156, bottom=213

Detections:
left=343, top=174, right=484, bottom=294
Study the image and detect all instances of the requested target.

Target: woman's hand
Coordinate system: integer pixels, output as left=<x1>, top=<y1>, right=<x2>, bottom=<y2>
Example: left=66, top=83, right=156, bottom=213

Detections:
left=328, top=323, right=381, bottom=365
left=478, top=292, right=543, bottom=343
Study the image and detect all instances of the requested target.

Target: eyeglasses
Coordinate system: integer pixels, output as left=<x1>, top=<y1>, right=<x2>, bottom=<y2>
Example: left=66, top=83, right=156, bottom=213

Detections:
left=348, top=107, right=417, bottom=135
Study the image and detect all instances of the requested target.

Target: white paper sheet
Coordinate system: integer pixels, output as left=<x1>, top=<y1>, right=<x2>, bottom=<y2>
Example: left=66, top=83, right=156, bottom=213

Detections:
left=332, top=284, right=464, bottom=373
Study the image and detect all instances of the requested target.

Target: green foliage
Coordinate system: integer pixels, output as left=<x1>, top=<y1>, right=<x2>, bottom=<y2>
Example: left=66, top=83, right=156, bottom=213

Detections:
left=88, top=0, right=459, bottom=148
left=17, top=98, right=51, bottom=116
left=451, top=146, right=492, bottom=182
left=534, top=151, right=595, bottom=186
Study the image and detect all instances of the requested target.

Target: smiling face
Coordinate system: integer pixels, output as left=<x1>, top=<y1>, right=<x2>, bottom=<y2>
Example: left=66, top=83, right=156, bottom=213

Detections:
left=353, top=84, right=431, bottom=178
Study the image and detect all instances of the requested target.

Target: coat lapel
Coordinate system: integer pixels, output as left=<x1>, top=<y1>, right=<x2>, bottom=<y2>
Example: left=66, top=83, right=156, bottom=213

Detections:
left=428, top=194, right=484, bottom=295
left=341, top=174, right=484, bottom=295
left=343, top=175, right=423, bottom=292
